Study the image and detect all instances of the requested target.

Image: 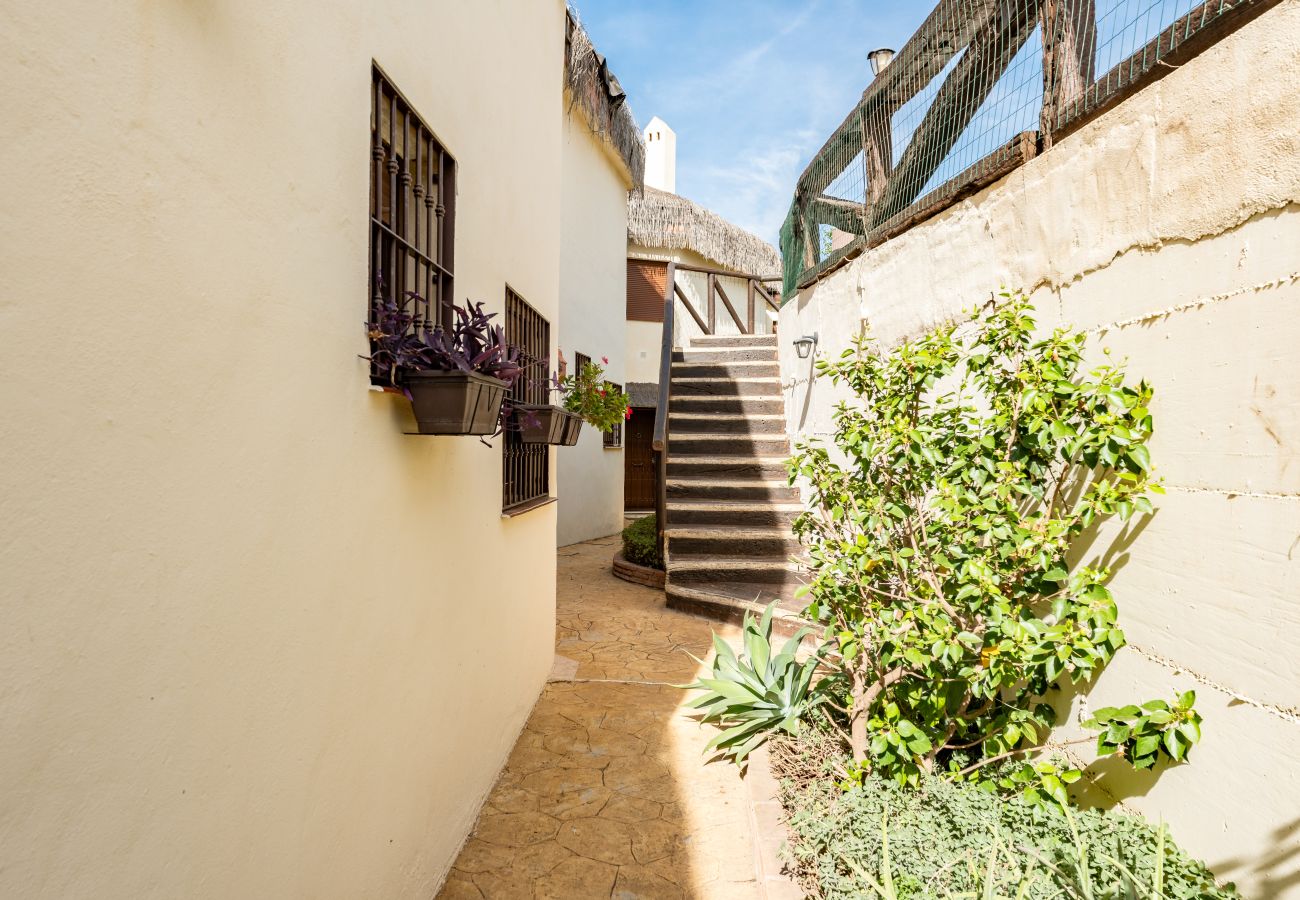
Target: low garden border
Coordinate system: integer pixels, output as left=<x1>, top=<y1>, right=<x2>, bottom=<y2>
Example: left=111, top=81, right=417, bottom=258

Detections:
left=611, top=550, right=665, bottom=589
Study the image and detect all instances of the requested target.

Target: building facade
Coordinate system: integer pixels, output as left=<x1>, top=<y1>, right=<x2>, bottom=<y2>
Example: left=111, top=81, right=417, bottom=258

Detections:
left=0, top=2, right=631, bottom=895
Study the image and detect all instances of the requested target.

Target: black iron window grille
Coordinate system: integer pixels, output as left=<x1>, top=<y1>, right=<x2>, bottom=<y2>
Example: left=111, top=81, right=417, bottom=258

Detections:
left=503, top=288, right=551, bottom=511
left=369, top=64, right=457, bottom=383
left=604, top=382, right=623, bottom=448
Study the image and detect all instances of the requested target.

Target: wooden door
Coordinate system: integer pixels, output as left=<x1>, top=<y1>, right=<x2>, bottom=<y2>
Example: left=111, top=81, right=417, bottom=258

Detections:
left=624, top=407, right=658, bottom=510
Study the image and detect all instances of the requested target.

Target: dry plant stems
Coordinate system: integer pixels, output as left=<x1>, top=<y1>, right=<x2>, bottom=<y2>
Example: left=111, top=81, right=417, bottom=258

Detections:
left=788, top=292, right=1199, bottom=802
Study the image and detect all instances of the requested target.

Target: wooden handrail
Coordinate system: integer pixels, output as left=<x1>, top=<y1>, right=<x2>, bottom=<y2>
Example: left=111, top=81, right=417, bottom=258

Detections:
left=651, top=261, right=676, bottom=564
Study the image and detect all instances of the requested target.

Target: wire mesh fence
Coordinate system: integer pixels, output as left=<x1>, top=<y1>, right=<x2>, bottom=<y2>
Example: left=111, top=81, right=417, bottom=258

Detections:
left=780, top=0, right=1275, bottom=299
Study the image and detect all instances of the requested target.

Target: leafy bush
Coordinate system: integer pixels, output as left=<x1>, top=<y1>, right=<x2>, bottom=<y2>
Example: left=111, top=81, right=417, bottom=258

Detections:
left=681, top=603, right=822, bottom=766
left=1085, top=691, right=1203, bottom=770
left=775, top=738, right=1236, bottom=900
left=558, top=355, right=631, bottom=432
left=621, top=514, right=663, bottom=570
left=787, top=292, right=1194, bottom=795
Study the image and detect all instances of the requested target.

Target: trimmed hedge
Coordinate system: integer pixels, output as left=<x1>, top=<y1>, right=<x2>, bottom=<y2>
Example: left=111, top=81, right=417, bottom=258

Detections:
left=621, top=514, right=663, bottom=570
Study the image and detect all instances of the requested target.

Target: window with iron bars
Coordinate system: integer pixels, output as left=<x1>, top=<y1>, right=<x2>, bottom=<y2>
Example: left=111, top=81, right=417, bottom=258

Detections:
left=368, top=64, right=457, bottom=383
left=503, top=288, right=550, bottom=512
left=603, top=382, right=623, bottom=449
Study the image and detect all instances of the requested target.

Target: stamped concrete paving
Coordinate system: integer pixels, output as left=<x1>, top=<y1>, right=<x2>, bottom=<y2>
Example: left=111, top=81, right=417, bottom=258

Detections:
left=437, top=535, right=760, bottom=899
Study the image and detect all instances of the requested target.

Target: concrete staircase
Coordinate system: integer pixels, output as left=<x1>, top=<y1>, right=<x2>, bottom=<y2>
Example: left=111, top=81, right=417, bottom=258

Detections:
left=663, top=333, right=808, bottom=626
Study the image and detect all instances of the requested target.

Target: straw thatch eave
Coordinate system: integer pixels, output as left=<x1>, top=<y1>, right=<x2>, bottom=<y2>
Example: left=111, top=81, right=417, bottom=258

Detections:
left=628, top=187, right=782, bottom=277
left=565, top=10, right=645, bottom=190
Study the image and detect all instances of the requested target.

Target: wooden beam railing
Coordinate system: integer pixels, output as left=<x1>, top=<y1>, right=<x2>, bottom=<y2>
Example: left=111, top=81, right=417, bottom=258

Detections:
left=651, top=261, right=676, bottom=564
left=668, top=262, right=782, bottom=337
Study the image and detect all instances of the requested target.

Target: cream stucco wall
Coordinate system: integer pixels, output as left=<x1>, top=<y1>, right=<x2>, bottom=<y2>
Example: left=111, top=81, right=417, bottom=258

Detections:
left=556, top=107, right=632, bottom=546
left=780, top=4, right=1300, bottom=894
left=0, top=2, right=567, bottom=897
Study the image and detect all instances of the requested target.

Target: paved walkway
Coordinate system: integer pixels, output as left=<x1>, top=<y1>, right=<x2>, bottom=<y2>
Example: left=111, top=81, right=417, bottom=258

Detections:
left=437, top=535, right=759, bottom=899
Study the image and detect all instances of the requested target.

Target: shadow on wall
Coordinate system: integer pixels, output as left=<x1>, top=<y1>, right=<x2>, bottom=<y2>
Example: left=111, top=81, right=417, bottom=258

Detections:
left=1211, top=816, right=1300, bottom=899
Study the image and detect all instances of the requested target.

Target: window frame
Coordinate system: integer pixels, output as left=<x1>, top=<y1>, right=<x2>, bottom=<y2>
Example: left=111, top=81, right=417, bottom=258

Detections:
left=502, top=287, right=551, bottom=513
left=368, top=63, right=457, bottom=383
left=603, top=381, right=623, bottom=449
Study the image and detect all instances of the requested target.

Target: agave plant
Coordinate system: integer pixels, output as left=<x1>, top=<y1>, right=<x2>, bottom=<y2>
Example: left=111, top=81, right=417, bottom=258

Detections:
left=681, top=602, right=825, bottom=767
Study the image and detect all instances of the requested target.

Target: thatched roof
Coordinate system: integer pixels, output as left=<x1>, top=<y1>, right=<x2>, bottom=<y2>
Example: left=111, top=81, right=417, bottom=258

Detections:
left=626, top=382, right=658, bottom=408
left=565, top=11, right=645, bottom=189
left=628, top=186, right=782, bottom=277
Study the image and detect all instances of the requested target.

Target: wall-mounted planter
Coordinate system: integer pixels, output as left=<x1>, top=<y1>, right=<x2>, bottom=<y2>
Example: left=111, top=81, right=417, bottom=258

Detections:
left=403, top=370, right=507, bottom=435
left=558, top=412, right=584, bottom=446
left=515, top=404, right=569, bottom=444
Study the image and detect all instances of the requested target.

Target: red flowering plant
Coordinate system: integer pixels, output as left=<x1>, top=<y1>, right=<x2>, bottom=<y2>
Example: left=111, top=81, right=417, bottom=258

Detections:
left=555, top=354, right=630, bottom=433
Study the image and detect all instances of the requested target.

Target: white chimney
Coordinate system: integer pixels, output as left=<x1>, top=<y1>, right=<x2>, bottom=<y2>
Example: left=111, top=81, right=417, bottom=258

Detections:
left=643, top=116, right=676, bottom=194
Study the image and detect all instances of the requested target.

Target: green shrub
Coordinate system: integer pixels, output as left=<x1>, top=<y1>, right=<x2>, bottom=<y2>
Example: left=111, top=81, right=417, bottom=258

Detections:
left=621, top=514, right=663, bottom=570
left=788, top=292, right=1194, bottom=797
left=776, top=739, right=1236, bottom=900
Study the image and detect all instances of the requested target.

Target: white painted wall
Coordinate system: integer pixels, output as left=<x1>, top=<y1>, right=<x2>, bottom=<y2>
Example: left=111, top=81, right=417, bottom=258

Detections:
left=0, top=1, right=566, bottom=897
left=644, top=116, right=677, bottom=193
left=779, top=4, right=1300, bottom=893
left=557, top=108, right=633, bottom=546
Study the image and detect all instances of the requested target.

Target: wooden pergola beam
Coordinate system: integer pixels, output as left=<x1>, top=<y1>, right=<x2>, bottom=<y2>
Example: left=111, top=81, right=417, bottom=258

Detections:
left=796, top=0, right=1004, bottom=199
left=1040, top=0, right=1097, bottom=146
left=809, top=195, right=867, bottom=236
left=872, top=0, right=1043, bottom=226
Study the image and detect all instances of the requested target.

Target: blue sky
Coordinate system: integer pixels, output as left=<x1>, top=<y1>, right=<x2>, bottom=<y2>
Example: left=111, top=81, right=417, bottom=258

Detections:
left=571, top=0, right=932, bottom=245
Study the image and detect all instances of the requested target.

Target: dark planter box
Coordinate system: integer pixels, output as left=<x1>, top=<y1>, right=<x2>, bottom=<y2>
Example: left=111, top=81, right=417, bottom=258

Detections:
left=402, top=370, right=507, bottom=435
left=515, top=404, right=569, bottom=444
left=558, top=411, right=584, bottom=446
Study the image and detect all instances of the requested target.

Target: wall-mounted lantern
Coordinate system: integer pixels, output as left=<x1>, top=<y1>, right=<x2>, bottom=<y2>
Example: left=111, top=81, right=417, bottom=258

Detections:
left=868, top=48, right=896, bottom=76
left=793, top=334, right=819, bottom=359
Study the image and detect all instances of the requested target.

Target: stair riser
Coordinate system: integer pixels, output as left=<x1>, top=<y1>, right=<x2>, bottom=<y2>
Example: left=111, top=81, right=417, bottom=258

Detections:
left=673, top=348, right=776, bottom=363
left=667, top=507, right=800, bottom=528
left=667, top=460, right=789, bottom=478
left=670, top=568, right=805, bottom=588
left=668, top=536, right=803, bottom=558
left=672, top=362, right=780, bottom=379
left=670, top=436, right=790, bottom=456
left=669, top=416, right=784, bottom=434
left=664, top=592, right=808, bottom=638
left=668, top=483, right=798, bottom=502
left=671, top=379, right=781, bottom=398
left=671, top=396, right=783, bottom=415
left=691, top=335, right=778, bottom=349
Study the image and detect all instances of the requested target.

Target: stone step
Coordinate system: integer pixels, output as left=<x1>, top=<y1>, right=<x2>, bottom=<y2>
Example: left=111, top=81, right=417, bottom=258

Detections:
left=664, top=582, right=810, bottom=636
left=671, top=360, right=779, bottom=379
left=666, top=526, right=804, bottom=559
left=673, top=347, right=776, bottom=363
left=691, top=334, right=778, bottom=349
left=669, top=412, right=786, bottom=434
left=668, top=557, right=806, bottom=588
left=666, top=477, right=798, bottom=502
left=671, top=377, right=781, bottom=398
left=670, top=394, right=784, bottom=415
left=666, top=499, right=802, bottom=528
left=669, top=434, right=790, bottom=457
left=666, top=455, right=790, bottom=479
